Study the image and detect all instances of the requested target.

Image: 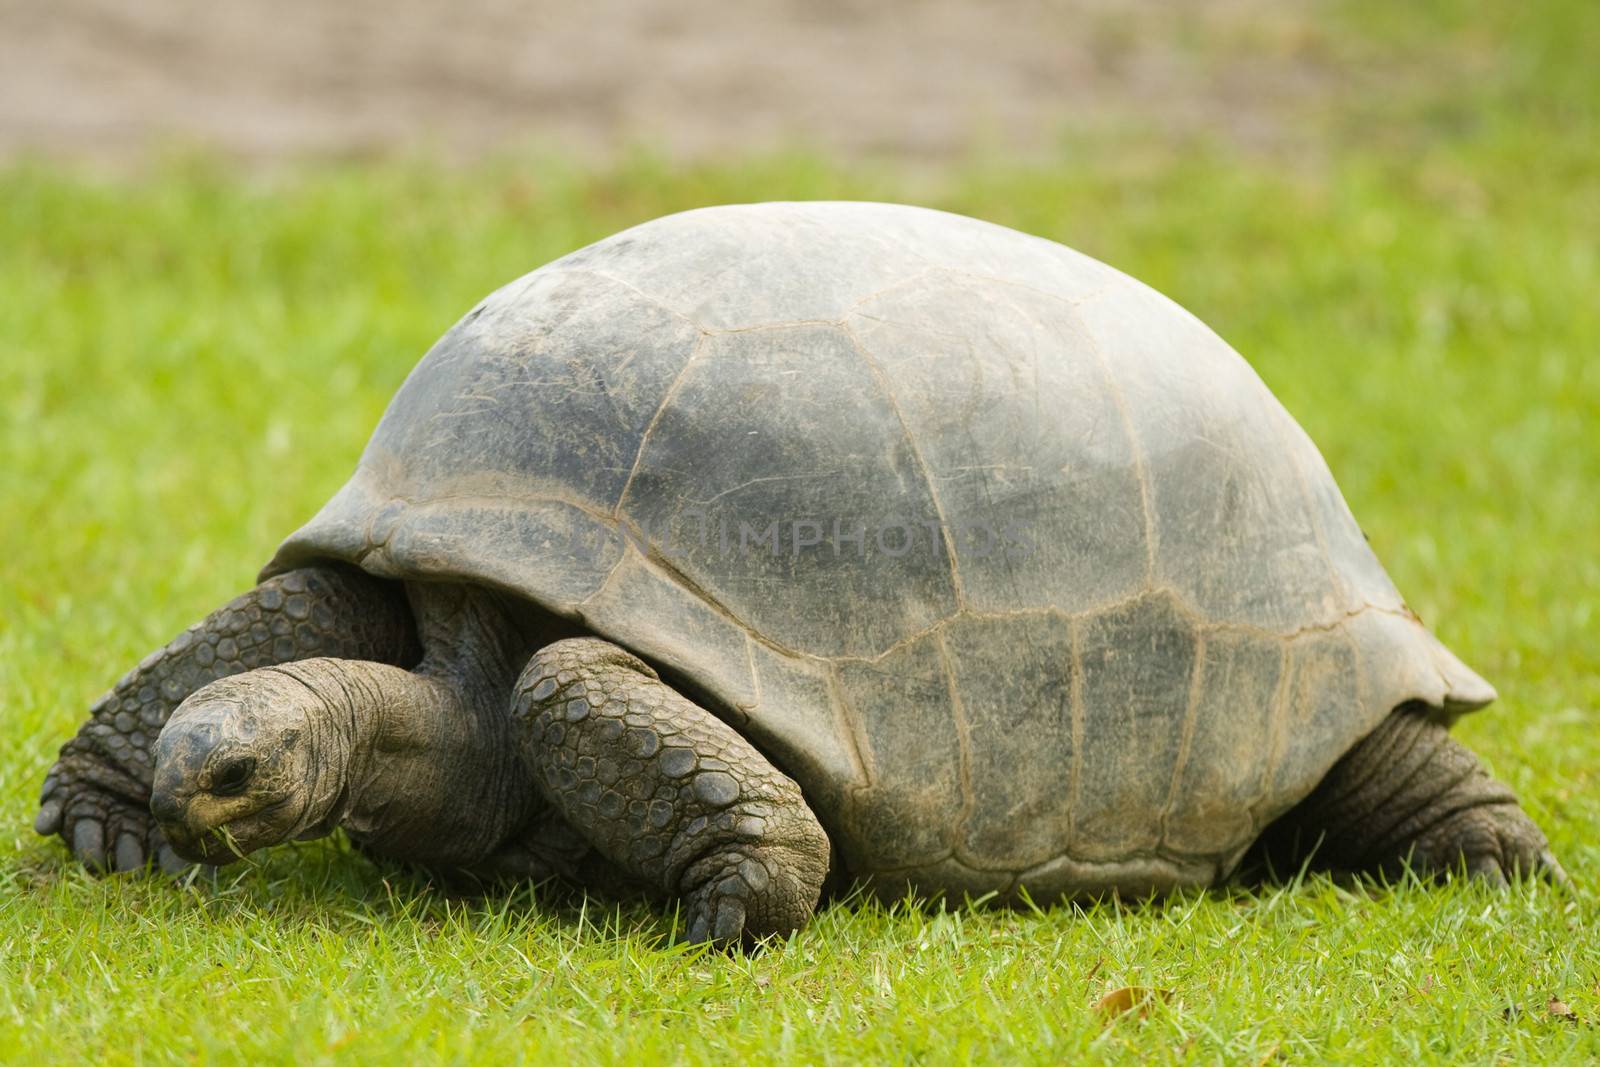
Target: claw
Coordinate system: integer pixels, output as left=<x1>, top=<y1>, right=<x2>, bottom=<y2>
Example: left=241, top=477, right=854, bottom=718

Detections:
left=39, top=774, right=59, bottom=803
left=1465, top=853, right=1509, bottom=889
left=686, top=887, right=750, bottom=948
left=1539, top=850, right=1571, bottom=888
left=712, top=897, right=747, bottom=946
left=72, top=820, right=107, bottom=871
left=34, top=798, right=64, bottom=836
left=114, top=832, right=145, bottom=872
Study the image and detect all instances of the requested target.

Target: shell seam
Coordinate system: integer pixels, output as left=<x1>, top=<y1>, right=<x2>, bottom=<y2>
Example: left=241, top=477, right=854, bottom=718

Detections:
left=613, top=330, right=711, bottom=517
left=1246, top=642, right=1297, bottom=835
left=1069, top=304, right=1160, bottom=589
left=828, top=595, right=1404, bottom=668
left=933, top=629, right=979, bottom=862
left=1272, top=406, right=1350, bottom=610
left=841, top=320, right=968, bottom=610
left=1067, top=616, right=1085, bottom=847
left=1157, top=633, right=1209, bottom=852
left=550, top=268, right=703, bottom=331
left=824, top=662, right=875, bottom=786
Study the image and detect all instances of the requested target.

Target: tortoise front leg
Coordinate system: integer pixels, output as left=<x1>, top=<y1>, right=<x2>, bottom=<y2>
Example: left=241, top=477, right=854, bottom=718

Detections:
left=511, top=638, right=830, bottom=947
left=36, top=566, right=417, bottom=872
left=1256, top=705, right=1565, bottom=885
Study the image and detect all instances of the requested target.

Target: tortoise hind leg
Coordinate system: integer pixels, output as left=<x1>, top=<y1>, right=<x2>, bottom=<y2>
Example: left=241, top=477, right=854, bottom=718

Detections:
left=36, top=566, right=417, bottom=873
left=510, top=638, right=831, bottom=947
left=1254, top=704, right=1565, bottom=886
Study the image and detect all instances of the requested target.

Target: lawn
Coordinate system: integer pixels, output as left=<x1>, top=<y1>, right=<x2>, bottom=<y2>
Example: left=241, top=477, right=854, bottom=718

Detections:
left=2, top=2, right=1597, bottom=1063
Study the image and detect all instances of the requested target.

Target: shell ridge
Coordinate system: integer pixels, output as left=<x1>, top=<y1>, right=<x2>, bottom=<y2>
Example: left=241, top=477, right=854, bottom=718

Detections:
left=704, top=319, right=848, bottom=335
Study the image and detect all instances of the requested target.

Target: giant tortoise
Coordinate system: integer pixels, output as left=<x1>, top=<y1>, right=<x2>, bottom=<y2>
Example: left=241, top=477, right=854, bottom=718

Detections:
left=36, top=202, right=1560, bottom=945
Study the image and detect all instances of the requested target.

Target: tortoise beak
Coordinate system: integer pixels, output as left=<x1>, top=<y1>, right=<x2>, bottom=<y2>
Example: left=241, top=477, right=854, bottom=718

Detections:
left=150, top=714, right=247, bottom=864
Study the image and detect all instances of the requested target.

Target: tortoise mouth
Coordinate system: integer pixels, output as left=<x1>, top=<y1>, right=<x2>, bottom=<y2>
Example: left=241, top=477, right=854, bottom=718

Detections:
left=157, top=793, right=300, bottom=865
left=161, top=822, right=244, bottom=865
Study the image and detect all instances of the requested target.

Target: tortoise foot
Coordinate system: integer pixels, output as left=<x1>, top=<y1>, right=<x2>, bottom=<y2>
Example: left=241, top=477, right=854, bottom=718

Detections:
left=1400, top=801, right=1568, bottom=888
left=680, top=844, right=818, bottom=949
left=36, top=748, right=188, bottom=874
left=1257, top=705, right=1564, bottom=888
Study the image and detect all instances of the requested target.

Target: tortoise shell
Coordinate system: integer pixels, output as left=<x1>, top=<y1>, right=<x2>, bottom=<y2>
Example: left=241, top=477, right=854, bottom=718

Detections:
left=266, top=202, right=1494, bottom=897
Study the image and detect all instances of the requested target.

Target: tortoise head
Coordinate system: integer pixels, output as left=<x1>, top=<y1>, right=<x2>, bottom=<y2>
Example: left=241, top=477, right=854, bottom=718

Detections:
left=151, top=667, right=344, bottom=865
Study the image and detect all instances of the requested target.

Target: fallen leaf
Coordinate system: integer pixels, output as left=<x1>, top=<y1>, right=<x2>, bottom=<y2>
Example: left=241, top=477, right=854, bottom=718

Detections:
left=1547, top=997, right=1579, bottom=1023
left=1095, top=986, right=1173, bottom=1022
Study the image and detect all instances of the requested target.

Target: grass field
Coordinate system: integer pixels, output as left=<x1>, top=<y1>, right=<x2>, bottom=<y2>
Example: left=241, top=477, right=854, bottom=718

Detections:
left=3, top=3, right=1598, bottom=1063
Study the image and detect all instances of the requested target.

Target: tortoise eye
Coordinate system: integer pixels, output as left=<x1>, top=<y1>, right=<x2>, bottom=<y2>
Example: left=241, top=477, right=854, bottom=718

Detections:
left=210, top=756, right=257, bottom=796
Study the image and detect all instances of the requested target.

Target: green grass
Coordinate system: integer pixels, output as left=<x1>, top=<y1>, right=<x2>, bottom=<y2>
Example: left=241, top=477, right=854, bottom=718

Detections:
left=2, top=2, right=1598, bottom=1063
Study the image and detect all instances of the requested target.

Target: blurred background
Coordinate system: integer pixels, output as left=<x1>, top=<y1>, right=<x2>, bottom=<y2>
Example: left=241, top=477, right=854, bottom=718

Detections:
left=0, top=0, right=1517, bottom=167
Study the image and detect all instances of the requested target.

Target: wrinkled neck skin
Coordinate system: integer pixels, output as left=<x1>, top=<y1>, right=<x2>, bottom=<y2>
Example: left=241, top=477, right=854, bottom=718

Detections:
left=295, top=584, right=541, bottom=868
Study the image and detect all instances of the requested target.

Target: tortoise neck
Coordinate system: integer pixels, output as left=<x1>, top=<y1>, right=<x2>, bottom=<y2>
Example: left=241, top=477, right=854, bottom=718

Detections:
left=335, top=657, right=536, bottom=867
left=285, top=585, right=542, bottom=867
left=407, top=582, right=534, bottom=690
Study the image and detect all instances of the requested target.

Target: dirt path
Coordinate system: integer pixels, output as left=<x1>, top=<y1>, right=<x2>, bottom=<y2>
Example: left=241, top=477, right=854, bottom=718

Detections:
left=2, top=0, right=1346, bottom=165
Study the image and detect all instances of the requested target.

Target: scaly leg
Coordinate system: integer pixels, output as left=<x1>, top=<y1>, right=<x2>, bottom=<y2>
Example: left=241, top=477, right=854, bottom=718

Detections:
left=1257, top=705, right=1565, bottom=886
left=511, top=638, right=830, bottom=947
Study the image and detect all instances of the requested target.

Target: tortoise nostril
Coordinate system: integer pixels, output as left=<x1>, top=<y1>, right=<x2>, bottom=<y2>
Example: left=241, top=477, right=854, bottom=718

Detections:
left=150, top=789, right=185, bottom=827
